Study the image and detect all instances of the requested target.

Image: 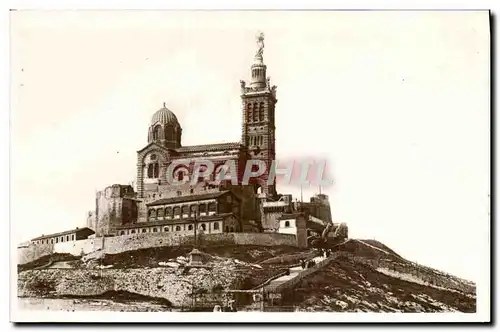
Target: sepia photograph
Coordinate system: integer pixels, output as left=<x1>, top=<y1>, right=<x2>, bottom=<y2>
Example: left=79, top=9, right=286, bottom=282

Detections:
left=8, top=9, right=490, bottom=323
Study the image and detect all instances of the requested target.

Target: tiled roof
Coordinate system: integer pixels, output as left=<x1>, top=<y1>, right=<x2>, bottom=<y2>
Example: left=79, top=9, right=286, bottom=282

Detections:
left=31, top=227, right=95, bottom=241
left=147, top=190, right=231, bottom=206
left=136, top=142, right=171, bottom=154
left=116, top=213, right=236, bottom=230
left=175, top=142, right=243, bottom=153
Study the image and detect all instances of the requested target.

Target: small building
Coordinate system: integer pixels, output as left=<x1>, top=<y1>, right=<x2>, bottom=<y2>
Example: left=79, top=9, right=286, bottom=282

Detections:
left=189, top=248, right=204, bottom=266
left=30, top=227, right=95, bottom=245
left=260, top=195, right=294, bottom=232
left=277, top=212, right=307, bottom=248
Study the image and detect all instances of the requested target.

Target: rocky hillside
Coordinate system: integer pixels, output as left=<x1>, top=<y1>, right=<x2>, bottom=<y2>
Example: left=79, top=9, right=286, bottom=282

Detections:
left=17, top=245, right=304, bottom=307
left=279, top=240, right=476, bottom=312
left=17, top=241, right=475, bottom=312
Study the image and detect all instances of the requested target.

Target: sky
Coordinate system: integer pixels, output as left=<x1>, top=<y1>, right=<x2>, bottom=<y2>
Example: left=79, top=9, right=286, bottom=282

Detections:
left=10, top=10, right=490, bottom=281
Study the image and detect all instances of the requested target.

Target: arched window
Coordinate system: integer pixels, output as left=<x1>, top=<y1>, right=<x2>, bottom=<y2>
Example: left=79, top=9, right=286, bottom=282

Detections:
left=147, top=164, right=154, bottom=178
left=175, top=226, right=181, bottom=231
left=165, top=207, right=172, bottom=219
left=201, top=223, right=206, bottom=231
left=153, top=125, right=161, bottom=140
left=153, top=228, right=158, bottom=233
left=165, top=125, right=175, bottom=141
left=50, top=239, right=53, bottom=244
left=213, top=222, right=219, bottom=230
left=153, top=163, right=159, bottom=178
left=72, top=235, right=75, bottom=241
left=259, top=102, right=264, bottom=122
left=182, top=205, right=189, bottom=217
left=120, top=231, right=125, bottom=235
left=188, top=224, right=193, bottom=231
left=142, top=229, right=147, bottom=233
left=284, top=221, right=290, bottom=228
left=149, top=209, right=156, bottom=220
left=247, top=103, right=253, bottom=122
left=253, top=103, right=258, bottom=122
left=164, top=227, right=169, bottom=232
left=131, top=229, right=136, bottom=234
left=173, top=206, right=181, bottom=219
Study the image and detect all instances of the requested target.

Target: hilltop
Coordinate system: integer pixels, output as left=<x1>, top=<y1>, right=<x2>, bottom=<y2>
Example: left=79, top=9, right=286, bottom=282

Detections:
left=17, top=240, right=475, bottom=312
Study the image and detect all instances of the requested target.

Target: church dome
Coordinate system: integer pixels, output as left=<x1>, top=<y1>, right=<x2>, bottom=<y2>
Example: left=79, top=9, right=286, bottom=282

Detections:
left=150, top=104, right=179, bottom=127
left=148, top=103, right=182, bottom=149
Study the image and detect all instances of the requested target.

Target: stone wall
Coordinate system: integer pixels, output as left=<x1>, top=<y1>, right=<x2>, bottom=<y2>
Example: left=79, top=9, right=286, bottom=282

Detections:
left=360, top=257, right=476, bottom=294
left=232, top=233, right=296, bottom=246
left=18, top=232, right=298, bottom=264
left=53, top=238, right=104, bottom=256
left=266, top=251, right=476, bottom=295
left=262, top=211, right=282, bottom=231
left=93, top=184, right=137, bottom=236
left=17, top=243, right=54, bottom=265
left=102, top=232, right=296, bottom=255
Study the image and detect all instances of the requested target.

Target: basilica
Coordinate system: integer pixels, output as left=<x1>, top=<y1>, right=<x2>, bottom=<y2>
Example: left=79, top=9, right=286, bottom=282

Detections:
left=85, top=33, right=284, bottom=237
left=26, top=34, right=339, bottom=248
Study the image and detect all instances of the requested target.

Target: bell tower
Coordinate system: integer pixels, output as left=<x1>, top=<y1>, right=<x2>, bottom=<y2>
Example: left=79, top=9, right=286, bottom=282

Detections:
left=240, top=32, right=278, bottom=197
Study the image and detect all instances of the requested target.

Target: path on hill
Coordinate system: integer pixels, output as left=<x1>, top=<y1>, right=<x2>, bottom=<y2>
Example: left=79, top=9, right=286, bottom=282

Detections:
left=267, top=238, right=354, bottom=289
left=265, top=255, right=326, bottom=289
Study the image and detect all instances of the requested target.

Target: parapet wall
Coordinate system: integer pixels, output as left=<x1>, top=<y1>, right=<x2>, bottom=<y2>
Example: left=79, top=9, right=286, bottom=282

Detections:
left=267, top=251, right=475, bottom=295
left=17, top=232, right=298, bottom=265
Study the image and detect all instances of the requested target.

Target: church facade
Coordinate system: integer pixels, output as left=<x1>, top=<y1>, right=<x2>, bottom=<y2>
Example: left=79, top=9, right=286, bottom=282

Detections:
left=89, top=33, right=280, bottom=237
